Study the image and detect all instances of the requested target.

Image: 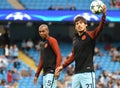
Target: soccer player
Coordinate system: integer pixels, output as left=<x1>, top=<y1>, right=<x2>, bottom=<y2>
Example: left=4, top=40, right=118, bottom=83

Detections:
left=34, top=24, right=62, bottom=88
left=55, top=5, right=106, bottom=88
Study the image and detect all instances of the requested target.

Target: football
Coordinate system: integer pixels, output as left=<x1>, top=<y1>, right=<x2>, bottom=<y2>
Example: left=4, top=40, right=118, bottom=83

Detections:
left=90, top=0, right=105, bottom=14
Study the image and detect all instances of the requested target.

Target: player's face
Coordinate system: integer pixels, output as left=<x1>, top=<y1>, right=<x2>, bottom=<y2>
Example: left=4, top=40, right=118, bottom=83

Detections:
left=75, top=21, right=87, bottom=32
left=39, top=26, right=49, bottom=38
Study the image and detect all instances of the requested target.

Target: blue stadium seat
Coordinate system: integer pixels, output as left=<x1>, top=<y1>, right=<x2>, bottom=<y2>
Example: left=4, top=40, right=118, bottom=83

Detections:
left=0, top=0, right=14, bottom=9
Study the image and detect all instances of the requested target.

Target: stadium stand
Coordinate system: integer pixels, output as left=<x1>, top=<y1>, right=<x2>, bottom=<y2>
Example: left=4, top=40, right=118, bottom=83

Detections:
left=7, top=0, right=25, bottom=9
left=18, top=0, right=119, bottom=10
left=0, top=46, right=43, bottom=88
left=0, top=0, right=119, bottom=10
left=0, top=0, right=14, bottom=9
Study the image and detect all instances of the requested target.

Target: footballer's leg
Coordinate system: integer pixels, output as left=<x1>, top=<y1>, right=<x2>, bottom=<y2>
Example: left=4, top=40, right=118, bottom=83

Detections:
left=80, top=72, right=95, bottom=88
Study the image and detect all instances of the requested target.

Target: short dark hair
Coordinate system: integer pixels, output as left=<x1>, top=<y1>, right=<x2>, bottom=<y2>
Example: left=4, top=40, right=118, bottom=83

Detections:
left=74, top=15, right=87, bottom=24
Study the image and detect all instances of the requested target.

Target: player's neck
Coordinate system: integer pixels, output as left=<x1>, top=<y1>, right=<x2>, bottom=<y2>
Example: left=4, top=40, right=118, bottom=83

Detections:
left=78, top=30, right=86, bottom=36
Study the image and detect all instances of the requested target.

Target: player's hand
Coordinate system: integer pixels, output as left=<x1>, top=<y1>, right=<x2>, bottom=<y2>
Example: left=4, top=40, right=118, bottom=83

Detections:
left=33, top=76, right=38, bottom=85
left=55, top=66, right=63, bottom=79
left=102, top=5, right=106, bottom=15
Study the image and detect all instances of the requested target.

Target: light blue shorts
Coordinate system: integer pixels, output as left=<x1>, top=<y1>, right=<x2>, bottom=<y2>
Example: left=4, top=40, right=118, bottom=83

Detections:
left=43, top=73, right=57, bottom=88
left=72, top=72, right=95, bottom=88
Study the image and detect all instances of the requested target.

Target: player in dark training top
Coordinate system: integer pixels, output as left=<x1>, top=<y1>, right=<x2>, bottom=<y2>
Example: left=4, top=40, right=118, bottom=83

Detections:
left=34, top=24, right=62, bottom=88
left=55, top=5, right=106, bottom=88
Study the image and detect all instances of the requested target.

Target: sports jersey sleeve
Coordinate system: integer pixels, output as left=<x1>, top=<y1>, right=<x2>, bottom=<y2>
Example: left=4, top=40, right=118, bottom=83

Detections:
left=62, top=49, right=75, bottom=68
left=87, top=14, right=106, bottom=39
left=35, top=55, right=43, bottom=78
left=46, top=36, right=62, bottom=68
